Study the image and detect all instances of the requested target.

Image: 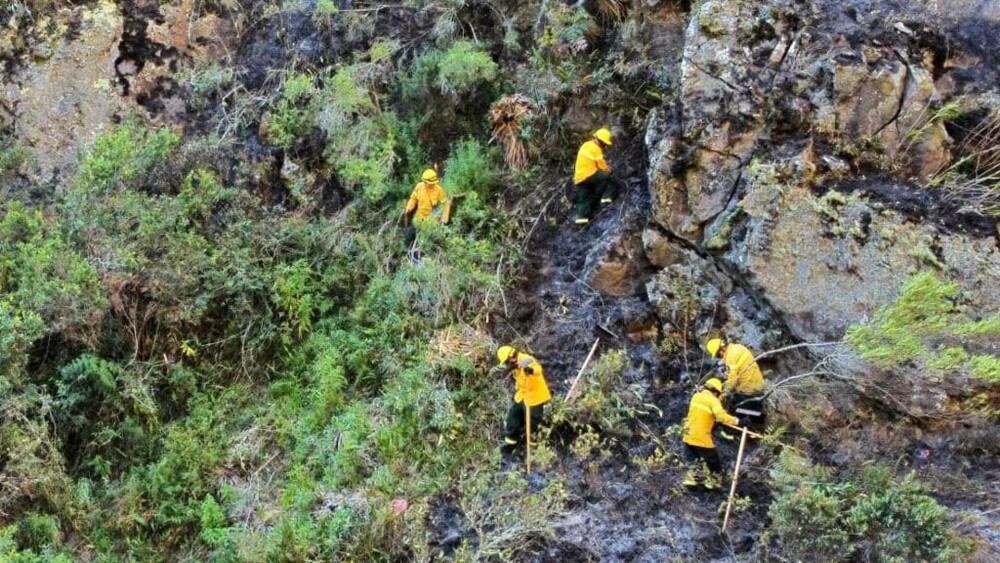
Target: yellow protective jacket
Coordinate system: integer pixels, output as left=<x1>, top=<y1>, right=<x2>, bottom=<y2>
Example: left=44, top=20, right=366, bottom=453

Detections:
left=404, top=181, right=447, bottom=223
left=574, top=140, right=609, bottom=185
left=510, top=352, right=551, bottom=407
left=682, top=389, right=738, bottom=448
left=722, top=343, right=764, bottom=394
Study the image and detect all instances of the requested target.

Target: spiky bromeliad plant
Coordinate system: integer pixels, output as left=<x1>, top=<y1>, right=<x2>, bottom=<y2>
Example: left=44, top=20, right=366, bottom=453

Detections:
left=489, top=94, right=533, bottom=171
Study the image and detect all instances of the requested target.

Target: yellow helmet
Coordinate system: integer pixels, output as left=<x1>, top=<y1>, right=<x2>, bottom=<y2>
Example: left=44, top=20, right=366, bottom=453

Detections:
left=421, top=168, right=438, bottom=183
left=706, top=338, right=724, bottom=358
left=704, top=378, right=724, bottom=393
left=497, top=345, right=517, bottom=364
left=594, top=128, right=612, bottom=146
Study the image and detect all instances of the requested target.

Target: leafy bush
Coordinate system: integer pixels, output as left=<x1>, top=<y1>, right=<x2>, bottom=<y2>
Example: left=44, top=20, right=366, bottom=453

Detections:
left=436, top=41, right=498, bottom=96
left=443, top=138, right=499, bottom=198
left=0, top=202, right=104, bottom=337
left=846, top=272, right=1000, bottom=386
left=262, top=72, right=317, bottom=150
left=766, top=451, right=962, bottom=562
left=16, top=513, right=61, bottom=552
left=316, top=62, right=400, bottom=201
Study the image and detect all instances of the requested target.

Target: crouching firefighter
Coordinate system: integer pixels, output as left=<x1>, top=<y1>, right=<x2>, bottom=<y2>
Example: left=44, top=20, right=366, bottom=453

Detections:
left=706, top=337, right=766, bottom=432
left=681, top=377, right=740, bottom=490
left=497, top=345, right=551, bottom=455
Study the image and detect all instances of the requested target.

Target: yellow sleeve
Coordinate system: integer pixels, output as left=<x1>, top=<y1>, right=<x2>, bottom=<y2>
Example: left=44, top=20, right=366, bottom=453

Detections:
left=724, top=346, right=756, bottom=391
left=711, top=397, right=738, bottom=427
left=595, top=148, right=609, bottom=172
left=405, top=184, right=421, bottom=213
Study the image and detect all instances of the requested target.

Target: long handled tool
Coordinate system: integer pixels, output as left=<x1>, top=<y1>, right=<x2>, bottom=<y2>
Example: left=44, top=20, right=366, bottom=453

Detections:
left=722, top=426, right=750, bottom=532
left=525, top=403, right=532, bottom=473
left=565, top=338, right=600, bottom=402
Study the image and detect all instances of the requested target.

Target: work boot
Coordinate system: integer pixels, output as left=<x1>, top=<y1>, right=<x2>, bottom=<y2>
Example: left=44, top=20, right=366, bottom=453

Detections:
left=682, top=471, right=700, bottom=487
left=703, top=474, right=722, bottom=490
left=719, top=429, right=736, bottom=441
left=499, top=438, right=517, bottom=462
left=574, top=217, right=589, bottom=225
left=600, top=198, right=613, bottom=204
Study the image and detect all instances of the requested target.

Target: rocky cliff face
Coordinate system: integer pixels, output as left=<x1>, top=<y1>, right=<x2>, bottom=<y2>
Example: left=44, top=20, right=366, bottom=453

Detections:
left=645, top=0, right=1000, bottom=347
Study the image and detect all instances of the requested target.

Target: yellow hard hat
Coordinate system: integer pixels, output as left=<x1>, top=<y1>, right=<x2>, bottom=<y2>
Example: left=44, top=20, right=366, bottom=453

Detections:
left=421, top=168, right=438, bottom=183
left=594, top=128, right=612, bottom=146
left=497, top=345, right=517, bottom=364
left=706, top=338, right=724, bottom=358
left=704, top=378, right=724, bottom=393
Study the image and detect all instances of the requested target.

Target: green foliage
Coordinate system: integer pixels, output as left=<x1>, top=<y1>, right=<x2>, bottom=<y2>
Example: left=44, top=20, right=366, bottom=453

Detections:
left=315, top=64, right=400, bottom=201
left=0, top=525, right=72, bottom=563
left=435, top=41, right=498, bottom=96
left=198, top=495, right=228, bottom=547
left=313, top=0, right=339, bottom=23
left=846, top=272, right=1000, bottom=385
left=766, top=451, right=961, bottom=562
left=16, top=513, right=61, bottom=552
left=442, top=138, right=500, bottom=198
left=73, top=118, right=179, bottom=195
left=264, top=72, right=318, bottom=150
left=0, top=202, right=104, bottom=336
left=399, top=41, right=498, bottom=101
left=0, top=134, right=29, bottom=178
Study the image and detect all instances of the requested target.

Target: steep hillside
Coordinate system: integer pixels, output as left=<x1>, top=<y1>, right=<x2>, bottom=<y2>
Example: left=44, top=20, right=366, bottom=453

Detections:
left=1, top=1, right=998, bottom=561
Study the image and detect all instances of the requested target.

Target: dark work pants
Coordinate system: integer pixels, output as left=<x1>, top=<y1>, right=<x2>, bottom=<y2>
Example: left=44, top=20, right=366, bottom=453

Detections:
left=504, top=401, right=544, bottom=443
left=404, top=225, right=416, bottom=249
left=574, top=172, right=618, bottom=221
left=685, top=443, right=723, bottom=475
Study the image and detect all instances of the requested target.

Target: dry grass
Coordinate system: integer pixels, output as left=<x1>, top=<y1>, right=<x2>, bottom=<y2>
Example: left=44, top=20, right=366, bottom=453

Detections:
left=597, top=0, right=629, bottom=21
left=428, top=324, right=493, bottom=363
left=489, top=94, right=533, bottom=171
left=931, top=108, right=1000, bottom=215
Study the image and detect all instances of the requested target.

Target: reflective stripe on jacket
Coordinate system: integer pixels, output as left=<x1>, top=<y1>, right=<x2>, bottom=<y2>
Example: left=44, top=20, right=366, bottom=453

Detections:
left=682, top=389, right=738, bottom=448
left=723, top=344, right=764, bottom=394
left=404, top=181, right=447, bottom=222
left=512, top=353, right=551, bottom=407
left=574, top=140, right=609, bottom=185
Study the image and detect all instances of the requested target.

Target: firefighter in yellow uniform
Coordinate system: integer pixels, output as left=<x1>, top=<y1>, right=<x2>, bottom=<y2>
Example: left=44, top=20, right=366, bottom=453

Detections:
left=573, top=128, right=618, bottom=225
left=681, top=378, right=739, bottom=489
left=706, top=338, right=766, bottom=430
left=403, top=168, right=447, bottom=249
left=497, top=345, right=551, bottom=452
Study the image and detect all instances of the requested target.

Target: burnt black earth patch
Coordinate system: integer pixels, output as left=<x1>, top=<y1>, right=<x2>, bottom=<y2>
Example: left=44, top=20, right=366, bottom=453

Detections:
left=828, top=179, right=997, bottom=240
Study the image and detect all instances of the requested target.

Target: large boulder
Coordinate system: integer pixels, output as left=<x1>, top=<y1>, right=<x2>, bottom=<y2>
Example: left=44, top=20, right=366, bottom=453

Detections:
left=644, top=0, right=998, bottom=245
left=645, top=0, right=1000, bottom=343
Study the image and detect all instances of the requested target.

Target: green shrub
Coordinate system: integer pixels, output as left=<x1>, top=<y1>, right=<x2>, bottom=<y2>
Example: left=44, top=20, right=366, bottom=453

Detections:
left=442, top=139, right=499, bottom=198
left=846, top=272, right=1000, bottom=385
left=0, top=202, right=104, bottom=336
left=0, top=137, right=29, bottom=178
left=199, top=495, right=228, bottom=547
left=73, top=118, right=179, bottom=195
left=264, top=72, right=317, bottom=150
left=436, top=41, right=498, bottom=96
left=766, top=451, right=962, bottom=562
left=16, top=513, right=61, bottom=552
left=316, top=65, right=399, bottom=201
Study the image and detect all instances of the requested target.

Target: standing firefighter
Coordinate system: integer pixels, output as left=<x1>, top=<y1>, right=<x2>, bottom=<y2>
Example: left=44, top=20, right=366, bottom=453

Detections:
left=573, top=128, right=619, bottom=225
left=682, top=378, right=739, bottom=490
left=706, top=337, right=766, bottom=430
left=497, top=345, right=551, bottom=454
left=403, top=168, right=448, bottom=250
